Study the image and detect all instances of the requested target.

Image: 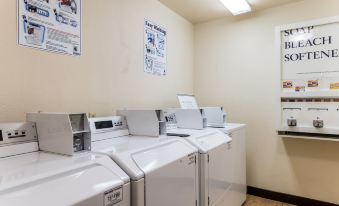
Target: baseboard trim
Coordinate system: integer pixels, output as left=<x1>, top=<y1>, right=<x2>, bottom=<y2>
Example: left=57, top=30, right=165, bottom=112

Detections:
left=247, top=186, right=338, bottom=206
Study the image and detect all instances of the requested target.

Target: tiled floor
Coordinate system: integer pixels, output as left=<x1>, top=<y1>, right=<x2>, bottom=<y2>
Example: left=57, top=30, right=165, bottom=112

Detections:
left=244, top=195, right=296, bottom=206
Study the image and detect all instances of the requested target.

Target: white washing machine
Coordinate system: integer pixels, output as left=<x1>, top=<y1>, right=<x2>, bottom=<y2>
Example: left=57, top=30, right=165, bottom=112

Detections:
left=167, top=127, right=234, bottom=206
left=89, top=116, right=200, bottom=206
left=219, top=123, right=247, bottom=206
left=0, top=122, right=131, bottom=206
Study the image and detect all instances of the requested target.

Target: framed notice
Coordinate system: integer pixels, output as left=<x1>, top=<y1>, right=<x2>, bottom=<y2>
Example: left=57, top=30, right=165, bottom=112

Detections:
left=144, top=19, right=167, bottom=76
left=276, top=17, right=339, bottom=139
left=277, top=16, right=339, bottom=94
left=17, top=0, right=81, bottom=56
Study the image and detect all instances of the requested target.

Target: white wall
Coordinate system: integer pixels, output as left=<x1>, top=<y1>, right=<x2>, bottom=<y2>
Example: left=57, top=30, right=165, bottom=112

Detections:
left=194, top=0, right=339, bottom=203
left=3, top=0, right=339, bottom=203
left=0, top=0, right=194, bottom=121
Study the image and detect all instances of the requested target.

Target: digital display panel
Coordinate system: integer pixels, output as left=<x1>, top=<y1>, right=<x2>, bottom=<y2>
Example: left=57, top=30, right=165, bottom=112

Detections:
left=95, top=121, right=114, bottom=130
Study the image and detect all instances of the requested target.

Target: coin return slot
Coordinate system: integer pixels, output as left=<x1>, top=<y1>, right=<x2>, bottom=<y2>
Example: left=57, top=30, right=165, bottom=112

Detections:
left=73, top=134, right=85, bottom=152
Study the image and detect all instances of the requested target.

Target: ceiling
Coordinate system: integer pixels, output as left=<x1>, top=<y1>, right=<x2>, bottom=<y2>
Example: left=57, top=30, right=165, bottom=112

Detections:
left=158, top=0, right=305, bottom=24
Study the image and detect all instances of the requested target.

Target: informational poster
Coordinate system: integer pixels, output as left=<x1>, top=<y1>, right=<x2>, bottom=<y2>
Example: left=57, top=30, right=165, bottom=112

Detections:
left=280, top=21, right=339, bottom=92
left=144, top=19, right=167, bottom=76
left=17, top=0, right=81, bottom=56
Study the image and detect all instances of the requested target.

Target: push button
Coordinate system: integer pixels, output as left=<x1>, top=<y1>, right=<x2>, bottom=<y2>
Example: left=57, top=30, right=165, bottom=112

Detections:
left=313, top=118, right=324, bottom=128
left=287, top=118, right=297, bottom=127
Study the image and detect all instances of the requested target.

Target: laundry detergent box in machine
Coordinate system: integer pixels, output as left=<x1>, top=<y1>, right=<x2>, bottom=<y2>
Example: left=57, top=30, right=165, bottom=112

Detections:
left=0, top=113, right=131, bottom=206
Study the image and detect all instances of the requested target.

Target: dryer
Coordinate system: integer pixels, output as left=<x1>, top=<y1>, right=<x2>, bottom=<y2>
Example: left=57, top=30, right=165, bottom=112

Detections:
left=89, top=116, right=200, bottom=206
left=0, top=122, right=131, bottom=206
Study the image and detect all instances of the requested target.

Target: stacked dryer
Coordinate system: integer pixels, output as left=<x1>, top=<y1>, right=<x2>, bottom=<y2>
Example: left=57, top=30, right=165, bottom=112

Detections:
left=0, top=114, right=131, bottom=206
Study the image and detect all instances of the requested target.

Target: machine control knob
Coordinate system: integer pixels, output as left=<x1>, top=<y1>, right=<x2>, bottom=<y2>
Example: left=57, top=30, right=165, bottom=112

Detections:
left=313, top=118, right=324, bottom=128
left=287, top=118, right=297, bottom=127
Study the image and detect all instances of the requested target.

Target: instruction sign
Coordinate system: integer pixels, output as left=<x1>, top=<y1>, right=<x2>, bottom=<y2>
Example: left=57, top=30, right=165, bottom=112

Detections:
left=177, top=94, right=199, bottom=109
left=280, top=19, right=339, bottom=92
left=144, top=19, right=167, bottom=76
left=18, top=0, right=81, bottom=56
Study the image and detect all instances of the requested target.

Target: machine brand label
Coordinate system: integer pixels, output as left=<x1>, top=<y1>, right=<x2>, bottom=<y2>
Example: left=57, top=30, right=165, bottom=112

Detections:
left=104, top=186, right=123, bottom=206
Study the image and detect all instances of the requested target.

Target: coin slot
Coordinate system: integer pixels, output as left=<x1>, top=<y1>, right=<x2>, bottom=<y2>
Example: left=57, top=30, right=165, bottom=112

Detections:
left=8, top=135, right=26, bottom=139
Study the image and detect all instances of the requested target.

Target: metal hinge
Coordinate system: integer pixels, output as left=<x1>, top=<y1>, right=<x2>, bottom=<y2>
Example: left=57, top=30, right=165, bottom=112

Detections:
left=196, top=200, right=198, bottom=206
left=208, top=196, right=210, bottom=205
left=207, top=154, right=210, bottom=163
left=195, top=155, right=197, bottom=164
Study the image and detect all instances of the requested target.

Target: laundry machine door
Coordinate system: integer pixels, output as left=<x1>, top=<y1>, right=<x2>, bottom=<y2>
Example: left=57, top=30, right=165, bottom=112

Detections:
left=132, top=140, right=198, bottom=206
left=208, top=141, right=233, bottom=206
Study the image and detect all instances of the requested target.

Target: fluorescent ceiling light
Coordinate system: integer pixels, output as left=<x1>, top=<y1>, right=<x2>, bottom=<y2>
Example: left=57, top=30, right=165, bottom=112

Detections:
left=219, top=0, right=252, bottom=15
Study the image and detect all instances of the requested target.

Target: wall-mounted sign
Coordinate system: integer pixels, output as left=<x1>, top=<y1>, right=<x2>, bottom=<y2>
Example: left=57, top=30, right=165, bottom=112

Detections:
left=144, top=19, right=167, bottom=76
left=277, top=17, right=339, bottom=140
left=17, top=0, right=81, bottom=56
left=280, top=17, right=339, bottom=93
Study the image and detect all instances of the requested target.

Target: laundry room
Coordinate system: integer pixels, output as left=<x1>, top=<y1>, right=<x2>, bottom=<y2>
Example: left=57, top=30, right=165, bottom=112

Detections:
left=1, top=0, right=339, bottom=206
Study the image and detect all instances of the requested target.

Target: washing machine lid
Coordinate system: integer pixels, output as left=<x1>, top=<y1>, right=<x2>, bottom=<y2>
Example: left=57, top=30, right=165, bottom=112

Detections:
left=0, top=152, right=129, bottom=206
left=221, top=123, right=246, bottom=133
left=92, top=136, right=198, bottom=181
left=168, top=128, right=232, bottom=153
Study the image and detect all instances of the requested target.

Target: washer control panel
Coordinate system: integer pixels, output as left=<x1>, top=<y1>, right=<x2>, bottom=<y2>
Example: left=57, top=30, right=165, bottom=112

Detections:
left=0, top=122, right=37, bottom=146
